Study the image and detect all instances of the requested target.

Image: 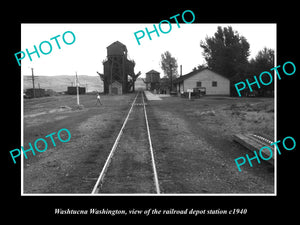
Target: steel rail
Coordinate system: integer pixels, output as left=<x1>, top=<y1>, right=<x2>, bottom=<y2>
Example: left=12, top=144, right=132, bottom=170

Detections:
left=142, top=92, right=160, bottom=194
left=91, top=91, right=160, bottom=194
left=91, top=93, right=139, bottom=194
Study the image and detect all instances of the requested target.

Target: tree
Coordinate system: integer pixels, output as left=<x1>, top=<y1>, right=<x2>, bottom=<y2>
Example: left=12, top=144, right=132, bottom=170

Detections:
left=192, top=63, right=207, bottom=71
left=230, top=47, right=275, bottom=97
left=160, top=51, right=178, bottom=92
left=249, top=47, right=274, bottom=73
left=247, top=47, right=275, bottom=96
left=128, top=71, right=141, bottom=92
left=160, top=51, right=178, bottom=78
left=97, top=71, right=106, bottom=92
left=200, top=26, right=250, bottom=79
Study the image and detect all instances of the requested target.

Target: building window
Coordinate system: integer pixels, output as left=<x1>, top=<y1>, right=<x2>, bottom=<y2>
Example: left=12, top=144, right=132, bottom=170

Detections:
left=196, top=81, right=202, bottom=87
left=212, top=81, right=217, bottom=87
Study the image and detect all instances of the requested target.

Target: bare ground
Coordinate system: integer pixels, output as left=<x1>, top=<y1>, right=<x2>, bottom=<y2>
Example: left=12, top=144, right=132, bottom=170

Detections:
left=23, top=94, right=274, bottom=194
left=147, top=96, right=274, bottom=193
left=23, top=94, right=135, bottom=193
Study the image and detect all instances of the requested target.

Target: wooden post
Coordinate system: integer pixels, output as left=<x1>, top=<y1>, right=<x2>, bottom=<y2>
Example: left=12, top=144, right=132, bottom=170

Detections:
left=31, top=68, right=35, bottom=98
left=110, top=58, right=114, bottom=94
left=187, top=89, right=193, bottom=100
left=170, top=63, right=173, bottom=92
left=76, top=72, right=80, bottom=106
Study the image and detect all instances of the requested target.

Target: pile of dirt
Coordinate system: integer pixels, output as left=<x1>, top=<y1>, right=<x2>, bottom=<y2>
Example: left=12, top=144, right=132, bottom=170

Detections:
left=71, top=104, right=85, bottom=110
left=49, top=105, right=72, bottom=113
left=200, top=110, right=216, bottom=116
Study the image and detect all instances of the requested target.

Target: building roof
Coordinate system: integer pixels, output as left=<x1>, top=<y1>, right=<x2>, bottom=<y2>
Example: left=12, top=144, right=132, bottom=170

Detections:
left=112, top=80, right=122, bottom=86
left=107, top=41, right=127, bottom=50
left=146, top=69, right=160, bottom=74
left=173, top=68, right=228, bottom=84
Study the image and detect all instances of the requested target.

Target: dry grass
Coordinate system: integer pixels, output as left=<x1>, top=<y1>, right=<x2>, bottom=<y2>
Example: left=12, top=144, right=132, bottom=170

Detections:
left=219, top=100, right=274, bottom=139
left=148, top=96, right=275, bottom=193
left=153, top=96, right=274, bottom=140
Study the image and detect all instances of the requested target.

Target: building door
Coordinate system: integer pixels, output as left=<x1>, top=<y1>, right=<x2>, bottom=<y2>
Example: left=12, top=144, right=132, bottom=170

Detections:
left=112, top=87, right=118, bottom=94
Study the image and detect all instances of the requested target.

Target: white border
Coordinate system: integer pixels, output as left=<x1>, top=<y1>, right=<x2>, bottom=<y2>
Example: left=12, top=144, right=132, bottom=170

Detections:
left=274, top=23, right=277, bottom=195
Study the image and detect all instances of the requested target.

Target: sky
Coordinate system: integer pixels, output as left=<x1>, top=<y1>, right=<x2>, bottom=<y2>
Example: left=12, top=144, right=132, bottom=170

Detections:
left=20, top=23, right=276, bottom=78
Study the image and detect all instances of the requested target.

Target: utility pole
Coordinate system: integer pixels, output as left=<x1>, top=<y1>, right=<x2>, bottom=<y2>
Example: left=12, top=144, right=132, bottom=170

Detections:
left=169, top=63, right=173, bottom=93
left=75, top=72, right=80, bottom=106
left=123, top=51, right=126, bottom=94
left=110, top=58, right=114, bottom=94
left=180, top=65, right=182, bottom=76
left=31, top=68, right=36, bottom=98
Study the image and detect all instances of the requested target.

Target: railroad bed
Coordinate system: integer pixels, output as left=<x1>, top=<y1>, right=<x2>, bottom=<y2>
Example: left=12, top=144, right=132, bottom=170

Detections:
left=92, top=91, right=160, bottom=194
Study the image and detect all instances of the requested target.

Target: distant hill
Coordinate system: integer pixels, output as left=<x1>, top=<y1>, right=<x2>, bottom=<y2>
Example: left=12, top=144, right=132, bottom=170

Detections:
left=24, top=75, right=103, bottom=93
left=23, top=75, right=145, bottom=92
left=135, top=77, right=146, bottom=90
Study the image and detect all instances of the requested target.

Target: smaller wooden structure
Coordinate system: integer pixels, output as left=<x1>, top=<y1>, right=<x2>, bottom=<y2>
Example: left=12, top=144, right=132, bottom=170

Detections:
left=110, top=81, right=123, bottom=95
left=25, top=88, right=45, bottom=98
left=67, top=86, right=86, bottom=95
left=145, top=70, right=160, bottom=91
left=233, top=133, right=274, bottom=165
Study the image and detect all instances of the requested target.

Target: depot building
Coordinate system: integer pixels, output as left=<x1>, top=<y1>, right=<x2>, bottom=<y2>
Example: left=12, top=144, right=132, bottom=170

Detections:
left=173, top=68, right=230, bottom=95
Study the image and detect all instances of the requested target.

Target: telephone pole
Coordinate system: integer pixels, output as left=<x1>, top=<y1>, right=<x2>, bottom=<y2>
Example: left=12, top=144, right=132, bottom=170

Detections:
left=31, top=68, right=36, bottom=98
left=169, top=63, right=173, bottom=92
left=75, top=72, right=80, bottom=106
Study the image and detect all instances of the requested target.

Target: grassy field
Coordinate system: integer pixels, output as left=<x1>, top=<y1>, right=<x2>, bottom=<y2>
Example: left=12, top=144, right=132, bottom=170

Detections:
left=23, top=94, right=274, bottom=194
left=183, top=96, right=274, bottom=139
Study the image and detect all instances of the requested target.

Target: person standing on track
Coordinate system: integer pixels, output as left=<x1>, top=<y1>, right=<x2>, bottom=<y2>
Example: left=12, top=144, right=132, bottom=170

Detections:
left=96, top=92, right=102, bottom=106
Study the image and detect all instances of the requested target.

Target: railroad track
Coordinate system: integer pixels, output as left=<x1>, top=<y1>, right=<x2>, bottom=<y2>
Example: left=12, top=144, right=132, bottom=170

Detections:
left=91, top=91, right=160, bottom=194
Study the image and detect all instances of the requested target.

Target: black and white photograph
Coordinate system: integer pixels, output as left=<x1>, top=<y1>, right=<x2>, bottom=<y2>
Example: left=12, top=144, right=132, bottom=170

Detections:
left=20, top=23, right=276, bottom=195
left=4, top=4, right=298, bottom=220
